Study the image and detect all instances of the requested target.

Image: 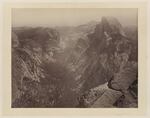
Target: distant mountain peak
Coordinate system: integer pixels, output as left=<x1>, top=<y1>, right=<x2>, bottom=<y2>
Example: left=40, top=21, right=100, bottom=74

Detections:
left=101, top=16, right=126, bottom=37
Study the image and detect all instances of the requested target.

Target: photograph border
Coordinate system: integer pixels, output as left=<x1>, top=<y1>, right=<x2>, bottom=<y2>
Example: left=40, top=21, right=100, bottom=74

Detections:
left=2, top=2, right=147, bottom=116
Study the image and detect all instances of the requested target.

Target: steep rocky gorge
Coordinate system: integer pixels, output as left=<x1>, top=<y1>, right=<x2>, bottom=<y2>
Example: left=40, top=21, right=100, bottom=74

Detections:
left=12, top=17, right=138, bottom=108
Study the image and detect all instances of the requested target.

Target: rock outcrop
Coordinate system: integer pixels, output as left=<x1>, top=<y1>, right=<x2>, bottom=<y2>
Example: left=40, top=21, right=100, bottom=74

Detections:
left=75, top=17, right=138, bottom=107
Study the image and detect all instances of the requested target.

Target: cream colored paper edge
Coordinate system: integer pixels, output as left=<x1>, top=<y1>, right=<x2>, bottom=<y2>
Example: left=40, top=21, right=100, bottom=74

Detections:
left=2, top=2, right=147, bottom=116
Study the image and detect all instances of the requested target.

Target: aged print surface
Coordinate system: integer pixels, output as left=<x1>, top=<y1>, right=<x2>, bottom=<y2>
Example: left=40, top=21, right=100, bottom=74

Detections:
left=11, top=8, right=138, bottom=108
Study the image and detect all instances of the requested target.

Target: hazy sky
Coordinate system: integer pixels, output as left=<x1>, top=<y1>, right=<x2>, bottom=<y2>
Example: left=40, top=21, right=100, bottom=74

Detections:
left=12, top=8, right=137, bottom=27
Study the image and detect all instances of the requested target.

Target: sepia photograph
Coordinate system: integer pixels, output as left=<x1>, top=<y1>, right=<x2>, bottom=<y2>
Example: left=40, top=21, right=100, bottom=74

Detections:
left=11, top=8, right=138, bottom=108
